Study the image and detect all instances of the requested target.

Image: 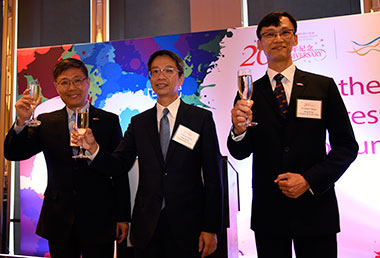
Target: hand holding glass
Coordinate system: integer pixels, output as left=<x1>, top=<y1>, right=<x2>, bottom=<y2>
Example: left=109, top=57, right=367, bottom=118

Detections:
left=72, top=107, right=90, bottom=159
left=25, top=81, right=42, bottom=127
left=237, top=69, right=258, bottom=126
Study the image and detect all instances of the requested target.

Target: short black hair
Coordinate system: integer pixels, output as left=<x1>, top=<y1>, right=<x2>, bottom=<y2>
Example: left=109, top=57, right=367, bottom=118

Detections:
left=256, top=11, right=297, bottom=39
left=52, top=58, right=88, bottom=81
left=147, top=50, right=184, bottom=76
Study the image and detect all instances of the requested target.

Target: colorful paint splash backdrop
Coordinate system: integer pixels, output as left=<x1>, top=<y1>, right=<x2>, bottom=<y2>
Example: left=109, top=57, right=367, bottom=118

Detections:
left=17, top=30, right=228, bottom=256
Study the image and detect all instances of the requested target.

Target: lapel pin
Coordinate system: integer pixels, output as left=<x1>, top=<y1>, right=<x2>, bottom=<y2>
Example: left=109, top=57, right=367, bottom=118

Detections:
left=93, top=117, right=99, bottom=121
left=296, top=82, right=304, bottom=87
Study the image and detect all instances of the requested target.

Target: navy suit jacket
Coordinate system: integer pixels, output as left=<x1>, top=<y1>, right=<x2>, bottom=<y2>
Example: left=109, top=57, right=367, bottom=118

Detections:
left=4, top=106, right=130, bottom=244
left=228, top=68, right=358, bottom=236
left=92, top=100, right=223, bottom=250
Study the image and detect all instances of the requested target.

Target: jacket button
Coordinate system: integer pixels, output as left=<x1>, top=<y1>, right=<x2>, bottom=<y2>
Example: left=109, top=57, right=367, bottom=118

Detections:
left=163, top=172, right=168, bottom=176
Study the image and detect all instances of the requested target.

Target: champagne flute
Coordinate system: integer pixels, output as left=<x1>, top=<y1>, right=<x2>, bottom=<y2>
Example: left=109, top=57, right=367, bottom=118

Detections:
left=72, top=107, right=90, bottom=159
left=237, top=69, right=258, bottom=126
left=25, top=80, right=42, bottom=127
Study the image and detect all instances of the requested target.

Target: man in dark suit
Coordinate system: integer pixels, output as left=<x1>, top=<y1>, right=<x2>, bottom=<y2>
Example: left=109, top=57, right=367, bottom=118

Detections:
left=81, top=50, right=223, bottom=258
left=4, top=58, right=130, bottom=258
left=228, top=12, right=358, bottom=258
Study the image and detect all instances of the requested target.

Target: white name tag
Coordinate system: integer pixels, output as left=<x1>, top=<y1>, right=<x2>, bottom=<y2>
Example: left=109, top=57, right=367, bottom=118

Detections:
left=296, top=99, right=322, bottom=119
left=173, top=125, right=200, bottom=150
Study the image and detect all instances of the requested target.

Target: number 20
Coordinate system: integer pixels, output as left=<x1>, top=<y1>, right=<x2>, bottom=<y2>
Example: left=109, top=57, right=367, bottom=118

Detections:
left=240, top=45, right=267, bottom=66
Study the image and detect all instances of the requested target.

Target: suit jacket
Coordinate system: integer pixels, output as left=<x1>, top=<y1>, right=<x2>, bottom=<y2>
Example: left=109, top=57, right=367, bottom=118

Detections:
left=227, top=68, right=358, bottom=236
left=92, top=100, right=223, bottom=250
left=4, top=105, right=131, bottom=244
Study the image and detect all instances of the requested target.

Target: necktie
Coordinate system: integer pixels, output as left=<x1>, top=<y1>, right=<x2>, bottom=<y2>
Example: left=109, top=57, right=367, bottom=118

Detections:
left=274, top=73, right=288, bottom=118
left=160, top=108, right=170, bottom=160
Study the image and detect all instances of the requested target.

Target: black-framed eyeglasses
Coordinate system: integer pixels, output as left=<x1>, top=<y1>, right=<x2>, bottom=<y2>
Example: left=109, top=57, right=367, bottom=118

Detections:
left=149, top=67, right=180, bottom=78
left=55, top=77, right=88, bottom=88
left=259, top=29, right=295, bottom=41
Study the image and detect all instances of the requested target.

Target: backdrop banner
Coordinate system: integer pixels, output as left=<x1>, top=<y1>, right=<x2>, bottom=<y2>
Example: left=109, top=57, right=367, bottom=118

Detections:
left=16, top=12, right=380, bottom=257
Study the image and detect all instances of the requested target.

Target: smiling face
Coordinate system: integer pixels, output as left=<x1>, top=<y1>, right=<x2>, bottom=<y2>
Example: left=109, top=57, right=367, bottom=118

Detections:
left=54, top=68, right=90, bottom=110
left=258, top=16, right=298, bottom=71
left=150, top=55, right=184, bottom=106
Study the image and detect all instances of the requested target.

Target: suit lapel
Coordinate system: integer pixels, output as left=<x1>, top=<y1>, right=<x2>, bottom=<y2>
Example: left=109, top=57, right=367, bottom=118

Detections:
left=288, top=69, right=308, bottom=116
left=53, top=107, right=73, bottom=156
left=258, top=69, right=309, bottom=120
left=89, top=105, right=100, bottom=132
left=147, top=105, right=166, bottom=168
left=165, top=100, right=188, bottom=164
left=257, top=74, right=282, bottom=117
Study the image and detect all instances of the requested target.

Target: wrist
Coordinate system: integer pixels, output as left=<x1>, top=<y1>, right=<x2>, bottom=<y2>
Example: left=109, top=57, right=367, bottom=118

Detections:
left=88, top=143, right=99, bottom=155
left=16, top=117, right=26, bottom=127
left=232, top=125, right=245, bottom=136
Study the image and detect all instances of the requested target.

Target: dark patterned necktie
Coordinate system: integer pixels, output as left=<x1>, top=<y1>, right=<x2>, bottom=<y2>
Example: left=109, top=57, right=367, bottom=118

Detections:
left=274, top=74, right=288, bottom=118
left=160, top=108, right=170, bottom=159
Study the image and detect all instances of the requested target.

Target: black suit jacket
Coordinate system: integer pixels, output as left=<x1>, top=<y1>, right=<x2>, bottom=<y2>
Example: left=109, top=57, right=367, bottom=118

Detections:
left=4, top=105, right=130, bottom=244
left=92, top=100, right=223, bottom=250
left=228, top=68, right=358, bottom=236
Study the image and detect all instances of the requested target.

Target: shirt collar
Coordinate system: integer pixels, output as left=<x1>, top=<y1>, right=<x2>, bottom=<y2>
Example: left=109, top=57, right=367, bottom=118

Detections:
left=66, top=101, right=90, bottom=119
left=267, top=64, right=296, bottom=83
left=156, top=97, right=181, bottom=119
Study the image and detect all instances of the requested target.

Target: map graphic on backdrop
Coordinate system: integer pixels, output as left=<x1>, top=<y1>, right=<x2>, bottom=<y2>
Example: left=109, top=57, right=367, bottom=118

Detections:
left=15, top=12, right=380, bottom=258
left=17, top=30, right=229, bottom=256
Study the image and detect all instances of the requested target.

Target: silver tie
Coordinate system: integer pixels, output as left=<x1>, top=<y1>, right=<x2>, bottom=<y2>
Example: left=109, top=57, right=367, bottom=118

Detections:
left=160, top=108, right=170, bottom=160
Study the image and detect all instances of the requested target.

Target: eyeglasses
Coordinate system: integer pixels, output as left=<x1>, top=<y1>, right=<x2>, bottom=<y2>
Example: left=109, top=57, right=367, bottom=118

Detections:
left=55, top=77, right=88, bottom=88
left=259, top=29, right=295, bottom=41
left=149, top=67, right=180, bottom=78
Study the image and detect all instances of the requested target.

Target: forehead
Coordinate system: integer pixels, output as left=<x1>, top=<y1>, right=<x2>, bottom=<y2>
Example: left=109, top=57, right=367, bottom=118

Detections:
left=151, top=55, right=177, bottom=68
left=261, top=16, right=294, bottom=31
left=56, top=68, right=86, bottom=79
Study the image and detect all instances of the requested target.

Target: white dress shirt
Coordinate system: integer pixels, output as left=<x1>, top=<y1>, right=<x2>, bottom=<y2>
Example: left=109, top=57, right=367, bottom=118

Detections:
left=156, top=97, right=181, bottom=136
left=267, top=63, right=296, bottom=104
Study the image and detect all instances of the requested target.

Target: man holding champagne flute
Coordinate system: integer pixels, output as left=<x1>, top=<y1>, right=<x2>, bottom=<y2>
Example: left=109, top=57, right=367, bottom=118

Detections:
left=75, top=50, right=223, bottom=258
left=228, top=11, right=358, bottom=258
left=24, top=79, right=42, bottom=126
left=4, top=58, right=130, bottom=258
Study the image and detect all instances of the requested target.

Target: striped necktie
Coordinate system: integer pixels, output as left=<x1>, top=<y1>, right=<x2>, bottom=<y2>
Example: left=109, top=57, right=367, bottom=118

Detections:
left=274, top=73, right=288, bottom=118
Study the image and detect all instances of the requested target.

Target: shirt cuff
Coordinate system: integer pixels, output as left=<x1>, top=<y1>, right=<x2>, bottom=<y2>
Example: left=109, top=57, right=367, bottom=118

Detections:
left=309, top=188, right=315, bottom=195
left=14, top=121, right=26, bottom=134
left=230, top=126, right=247, bottom=142
left=87, top=144, right=100, bottom=161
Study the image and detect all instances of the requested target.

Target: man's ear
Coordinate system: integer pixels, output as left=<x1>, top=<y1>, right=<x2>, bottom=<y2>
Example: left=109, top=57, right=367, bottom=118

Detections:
left=257, top=39, right=263, bottom=50
left=179, top=73, right=185, bottom=85
left=293, top=34, right=299, bottom=47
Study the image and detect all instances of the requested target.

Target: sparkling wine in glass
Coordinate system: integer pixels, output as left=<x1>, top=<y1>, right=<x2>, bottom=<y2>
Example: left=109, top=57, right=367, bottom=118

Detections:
left=238, top=69, right=258, bottom=126
left=72, top=107, right=90, bottom=159
left=25, top=81, right=42, bottom=127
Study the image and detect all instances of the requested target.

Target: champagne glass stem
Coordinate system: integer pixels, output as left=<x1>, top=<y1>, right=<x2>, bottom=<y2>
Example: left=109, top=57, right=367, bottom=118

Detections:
left=31, top=107, right=35, bottom=121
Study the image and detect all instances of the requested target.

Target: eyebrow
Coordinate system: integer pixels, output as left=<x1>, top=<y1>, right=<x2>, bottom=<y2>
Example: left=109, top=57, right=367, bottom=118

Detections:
left=58, top=76, right=84, bottom=80
left=262, top=26, right=293, bottom=31
left=151, top=65, right=175, bottom=68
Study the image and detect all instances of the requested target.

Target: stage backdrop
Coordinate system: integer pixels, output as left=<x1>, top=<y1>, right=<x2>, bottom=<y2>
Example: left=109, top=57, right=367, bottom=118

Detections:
left=15, top=12, right=380, bottom=257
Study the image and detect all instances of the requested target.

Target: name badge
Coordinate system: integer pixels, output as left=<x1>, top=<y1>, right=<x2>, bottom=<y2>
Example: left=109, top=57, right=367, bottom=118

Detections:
left=173, top=125, right=200, bottom=150
left=296, top=99, right=322, bottom=119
